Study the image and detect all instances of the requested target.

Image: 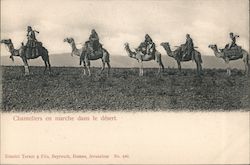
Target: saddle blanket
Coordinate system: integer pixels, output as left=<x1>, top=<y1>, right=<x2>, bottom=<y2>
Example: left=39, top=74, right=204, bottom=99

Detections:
left=223, top=47, right=242, bottom=58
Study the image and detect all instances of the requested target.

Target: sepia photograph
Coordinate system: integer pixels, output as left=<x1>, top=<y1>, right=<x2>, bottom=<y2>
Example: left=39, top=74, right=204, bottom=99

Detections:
left=0, top=0, right=249, bottom=164
left=1, top=0, right=249, bottom=112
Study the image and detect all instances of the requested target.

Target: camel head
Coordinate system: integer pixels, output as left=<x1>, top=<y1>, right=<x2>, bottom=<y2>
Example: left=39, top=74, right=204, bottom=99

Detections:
left=63, top=37, right=74, bottom=43
left=208, top=44, right=218, bottom=50
left=160, top=42, right=170, bottom=48
left=124, top=42, right=137, bottom=51
left=0, top=39, right=12, bottom=45
left=124, top=42, right=131, bottom=51
left=124, top=42, right=129, bottom=48
left=124, top=42, right=136, bottom=58
left=0, top=39, right=14, bottom=61
left=208, top=44, right=224, bottom=58
left=124, top=42, right=134, bottom=52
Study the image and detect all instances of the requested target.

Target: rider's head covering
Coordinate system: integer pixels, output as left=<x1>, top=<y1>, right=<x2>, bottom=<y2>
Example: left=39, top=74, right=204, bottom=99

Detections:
left=145, top=34, right=152, bottom=42
left=229, top=32, right=234, bottom=36
left=186, top=34, right=190, bottom=38
left=27, top=26, right=33, bottom=33
left=91, top=29, right=96, bottom=34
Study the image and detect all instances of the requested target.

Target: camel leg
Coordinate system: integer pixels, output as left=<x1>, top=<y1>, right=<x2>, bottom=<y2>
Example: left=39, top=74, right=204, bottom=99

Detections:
left=157, top=60, right=164, bottom=75
left=177, top=61, right=181, bottom=72
left=199, top=62, right=203, bottom=75
left=245, top=61, right=249, bottom=76
left=79, top=57, right=87, bottom=76
left=107, top=62, right=111, bottom=75
left=22, top=58, right=30, bottom=76
left=226, top=60, right=231, bottom=76
left=196, top=56, right=203, bottom=75
left=47, top=60, right=51, bottom=74
left=157, top=63, right=161, bottom=75
left=42, top=53, right=51, bottom=75
left=227, top=63, right=231, bottom=76
left=86, top=60, right=91, bottom=76
left=87, top=66, right=91, bottom=76
left=138, top=62, right=141, bottom=76
left=100, top=61, right=105, bottom=74
left=160, top=62, right=164, bottom=72
left=195, top=60, right=201, bottom=76
left=82, top=61, right=87, bottom=76
left=24, top=65, right=30, bottom=75
left=155, top=53, right=164, bottom=75
left=243, top=54, right=249, bottom=76
left=228, top=69, right=231, bottom=76
left=139, top=61, right=143, bottom=76
left=141, top=66, right=144, bottom=76
left=44, top=61, right=48, bottom=74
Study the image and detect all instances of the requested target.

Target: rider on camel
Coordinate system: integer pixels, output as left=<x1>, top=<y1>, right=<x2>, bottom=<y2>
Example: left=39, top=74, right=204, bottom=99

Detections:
left=137, top=34, right=156, bottom=56
left=182, top=34, right=194, bottom=60
left=226, top=32, right=239, bottom=49
left=26, top=26, right=39, bottom=58
left=89, top=29, right=100, bottom=52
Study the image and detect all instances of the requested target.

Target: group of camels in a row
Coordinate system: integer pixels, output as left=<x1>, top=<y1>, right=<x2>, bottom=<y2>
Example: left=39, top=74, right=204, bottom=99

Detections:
left=0, top=37, right=249, bottom=76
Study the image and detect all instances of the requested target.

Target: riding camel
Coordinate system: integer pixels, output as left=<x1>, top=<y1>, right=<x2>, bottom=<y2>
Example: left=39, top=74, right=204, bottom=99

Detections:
left=124, top=43, right=164, bottom=76
left=160, top=42, right=203, bottom=76
left=64, top=37, right=110, bottom=76
left=208, top=44, right=249, bottom=76
left=0, top=39, right=51, bottom=75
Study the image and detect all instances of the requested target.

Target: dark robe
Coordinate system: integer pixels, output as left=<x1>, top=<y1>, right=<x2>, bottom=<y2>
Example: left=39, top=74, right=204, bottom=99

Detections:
left=138, top=36, right=156, bottom=55
left=89, top=32, right=99, bottom=51
left=26, top=30, right=37, bottom=47
left=184, top=37, right=194, bottom=56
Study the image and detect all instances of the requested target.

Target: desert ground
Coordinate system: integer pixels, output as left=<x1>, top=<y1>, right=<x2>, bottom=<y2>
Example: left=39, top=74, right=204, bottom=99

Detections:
left=1, top=66, right=249, bottom=112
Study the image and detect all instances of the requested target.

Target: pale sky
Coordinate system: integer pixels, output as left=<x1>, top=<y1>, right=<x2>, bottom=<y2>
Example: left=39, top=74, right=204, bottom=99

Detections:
left=1, top=0, right=249, bottom=56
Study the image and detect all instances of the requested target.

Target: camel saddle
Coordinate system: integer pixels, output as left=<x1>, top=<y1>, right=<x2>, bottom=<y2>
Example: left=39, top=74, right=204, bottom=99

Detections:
left=176, top=46, right=193, bottom=61
left=222, top=46, right=243, bottom=59
left=24, top=42, right=43, bottom=58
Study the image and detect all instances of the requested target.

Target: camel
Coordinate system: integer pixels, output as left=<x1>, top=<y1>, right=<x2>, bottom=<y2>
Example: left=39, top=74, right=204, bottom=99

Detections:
left=160, top=42, right=203, bottom=76
left=208, top=44, right=249, bottom=76
left=124, top=43, right=164, bottom=76
left=0, top=39, right=51, bottom=75
left=64, top=37, right=110, bottom=76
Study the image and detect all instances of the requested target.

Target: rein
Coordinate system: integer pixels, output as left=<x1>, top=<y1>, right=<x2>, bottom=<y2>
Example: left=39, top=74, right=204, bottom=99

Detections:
left=75, top=42, right=84, bottom=45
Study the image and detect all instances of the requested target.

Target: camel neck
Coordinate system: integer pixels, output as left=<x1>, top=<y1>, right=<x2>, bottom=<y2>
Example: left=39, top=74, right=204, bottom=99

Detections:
left=71, top=42, right=77, bottom=52
left=212, top=47, right=222, bottom=58
left=163, top=45, right=172, bottom=57
left=125, top=46, right=134, bottom=56
left=7, top=44, right=16, bottom=55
